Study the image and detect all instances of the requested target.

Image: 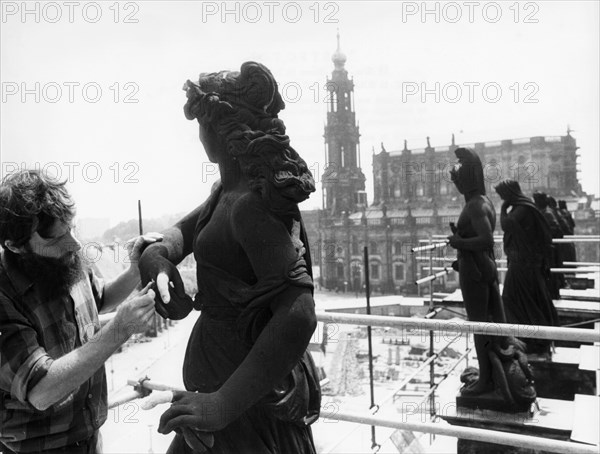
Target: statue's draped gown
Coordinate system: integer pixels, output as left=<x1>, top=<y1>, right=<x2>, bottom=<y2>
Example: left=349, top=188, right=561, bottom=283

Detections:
left=501, top=201, right=559, bottom=355
left=169, top=184, right=321, bottom=454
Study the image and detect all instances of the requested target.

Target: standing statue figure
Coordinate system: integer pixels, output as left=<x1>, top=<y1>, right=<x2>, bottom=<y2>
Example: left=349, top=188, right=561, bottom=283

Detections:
left=448, top=147, right=507, bottom=396
left=549, top=197, right=577, bottom=267
left=558, top=199, right=577, bottom=264
left=139, top=62, right=321, bottom=453
left=495, top=180, right=558, bottom=356
left=533, top=192, right=564, bottom=298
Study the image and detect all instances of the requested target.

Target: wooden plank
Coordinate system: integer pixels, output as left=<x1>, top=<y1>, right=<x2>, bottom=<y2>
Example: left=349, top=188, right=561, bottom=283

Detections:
left=570, top=394, right=599, bottom=446
left=579, top=345, right=600, bottom=371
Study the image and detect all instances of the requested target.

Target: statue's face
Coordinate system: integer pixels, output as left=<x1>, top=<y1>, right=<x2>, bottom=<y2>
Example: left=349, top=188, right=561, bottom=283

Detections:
left=199, top=123, right=220, bottom=163
left=450, top=162, right=466, bottom=194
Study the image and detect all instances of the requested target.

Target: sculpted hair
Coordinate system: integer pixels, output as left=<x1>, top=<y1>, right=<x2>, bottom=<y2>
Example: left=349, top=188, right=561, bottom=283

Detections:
left=183, top=61, right=315, bottom=204
left=0, top=170, right=75, bottom=248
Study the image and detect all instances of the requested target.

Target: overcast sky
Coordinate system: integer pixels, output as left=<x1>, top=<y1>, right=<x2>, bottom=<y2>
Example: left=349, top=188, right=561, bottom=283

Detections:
left=1, top=1, right=598, bottom=226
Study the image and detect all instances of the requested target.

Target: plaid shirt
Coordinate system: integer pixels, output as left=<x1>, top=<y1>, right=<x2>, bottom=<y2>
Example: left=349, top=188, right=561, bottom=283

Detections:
left=0, top=251, right=107, bottom=453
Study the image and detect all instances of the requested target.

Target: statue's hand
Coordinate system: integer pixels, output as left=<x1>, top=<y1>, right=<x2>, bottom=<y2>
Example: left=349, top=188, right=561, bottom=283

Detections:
left=158, top=391, right=233, bottom=434
left=447, top=234, right=462, bottom=249
left=139, top=249, right=194, bottom=320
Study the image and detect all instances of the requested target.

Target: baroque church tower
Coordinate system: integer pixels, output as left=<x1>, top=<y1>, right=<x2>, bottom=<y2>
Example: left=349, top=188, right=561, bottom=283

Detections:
left=322, top=32, right=366, bottom=216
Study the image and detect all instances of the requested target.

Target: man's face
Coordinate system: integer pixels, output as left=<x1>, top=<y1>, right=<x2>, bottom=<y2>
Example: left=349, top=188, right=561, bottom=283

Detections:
left=28, top=219, right=81, bottom=259
left=15, top=219, right=84, bottom=296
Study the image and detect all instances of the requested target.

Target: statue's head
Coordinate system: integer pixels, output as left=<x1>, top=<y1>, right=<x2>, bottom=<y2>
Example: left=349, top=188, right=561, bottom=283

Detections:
left=450, top=147, right=485, bottom=195
left=533, top=191, right=548, bottom=209
left=547, top=196, right=557, bottom=209
left=183, top=62, right=315, bottom=204
left=494, top=179, right=523, bottom=204
left=558, top=200, right=567, bottom=210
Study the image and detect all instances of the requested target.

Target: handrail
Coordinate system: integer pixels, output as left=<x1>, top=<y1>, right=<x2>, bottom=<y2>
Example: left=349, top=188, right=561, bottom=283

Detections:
left=496, top=267, right=599, bottom=274
left=323, top=411, right=597, bottom=454
left=428, top=234, right=600, bottom=244
left=415, top=267, right=453, bottom=285
left=314, top=312, right=600, bottom=343
left=108, top=378, right=597, bottom=454
left=411, top=242, right=449, bottom=253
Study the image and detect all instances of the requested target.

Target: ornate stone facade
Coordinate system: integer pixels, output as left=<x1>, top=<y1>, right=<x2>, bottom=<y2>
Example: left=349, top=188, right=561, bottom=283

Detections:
left=307, top=38, right=598, bottom=295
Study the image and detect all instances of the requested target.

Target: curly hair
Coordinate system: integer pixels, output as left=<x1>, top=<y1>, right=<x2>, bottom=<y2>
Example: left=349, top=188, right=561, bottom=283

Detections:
left=183, top=61, right=315, bottom=205
left=0, top=170, right=75, bottom=248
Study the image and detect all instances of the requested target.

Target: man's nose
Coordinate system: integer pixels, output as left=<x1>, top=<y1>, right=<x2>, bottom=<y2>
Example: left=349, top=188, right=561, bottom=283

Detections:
left=64, top=231, right=82, bottom=252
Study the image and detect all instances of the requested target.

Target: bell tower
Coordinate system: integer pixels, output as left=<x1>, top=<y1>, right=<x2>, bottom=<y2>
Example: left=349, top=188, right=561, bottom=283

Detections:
left=322, top=32, right=366, bottom=215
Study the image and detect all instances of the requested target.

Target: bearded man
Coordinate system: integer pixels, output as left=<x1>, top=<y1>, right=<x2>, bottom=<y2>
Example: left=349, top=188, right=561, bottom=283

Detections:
left=0, top=170, right=159, bottom=453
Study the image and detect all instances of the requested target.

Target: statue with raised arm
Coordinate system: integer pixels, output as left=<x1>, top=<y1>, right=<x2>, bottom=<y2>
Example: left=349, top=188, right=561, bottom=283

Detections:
left=138, top=62, right=320, bottom=453
left=495, top=180, right=558, bottom=356
left=447, top=148, right=507, bottom=398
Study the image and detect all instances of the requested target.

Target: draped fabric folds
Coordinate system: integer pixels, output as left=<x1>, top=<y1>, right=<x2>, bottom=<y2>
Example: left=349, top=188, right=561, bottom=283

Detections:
left=170, top=183, right=320, bottom=454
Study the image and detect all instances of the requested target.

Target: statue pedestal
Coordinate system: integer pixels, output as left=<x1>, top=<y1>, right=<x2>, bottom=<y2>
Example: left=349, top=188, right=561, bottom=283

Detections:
left=456, top=390, right=533, bottom=413
left=528, top=347, right=596, bottom=400
left=442, top=396, right=574, bottom=454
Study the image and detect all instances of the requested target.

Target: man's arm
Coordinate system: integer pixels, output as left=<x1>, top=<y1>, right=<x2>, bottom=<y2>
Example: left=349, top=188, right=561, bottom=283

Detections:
left=28, top=286, right=155, bottom=411
left=101, top=233, right=163, bottom=314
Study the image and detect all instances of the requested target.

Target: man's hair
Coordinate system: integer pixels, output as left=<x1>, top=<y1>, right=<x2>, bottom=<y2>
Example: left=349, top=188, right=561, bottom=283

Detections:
left=0, top=170, right=75, bottom=248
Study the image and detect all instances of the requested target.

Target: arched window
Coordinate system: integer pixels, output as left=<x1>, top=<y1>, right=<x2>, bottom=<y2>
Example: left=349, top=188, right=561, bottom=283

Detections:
left=369, top=241, right=378, bottom=254
left=394, top=264, right=405, bottom=281
left=370, top=262, right=380, bottom=279
left=394, top=241, right=402, bottom=255
left=337, top=262, right=345, bottom=279
left=416, top=182, right=424, bottom=197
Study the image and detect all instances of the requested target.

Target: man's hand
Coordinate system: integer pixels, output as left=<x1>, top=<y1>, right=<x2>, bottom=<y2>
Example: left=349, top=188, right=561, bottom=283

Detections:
left=113, top=282, right=156, bottom=340
left=125, top=232, right=164, bottom=265
left=158, top=391, right=234, bottom=434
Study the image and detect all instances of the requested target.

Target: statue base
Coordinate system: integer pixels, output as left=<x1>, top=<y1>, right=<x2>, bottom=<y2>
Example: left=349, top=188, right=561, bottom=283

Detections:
left=528, top=348, right=596, bottom=400
left=443, top=396, right=575, bottom=454
left=456, top=389, right=534, bottom=414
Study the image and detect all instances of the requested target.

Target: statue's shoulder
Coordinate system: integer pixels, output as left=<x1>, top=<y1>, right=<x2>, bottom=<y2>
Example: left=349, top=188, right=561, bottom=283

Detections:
left=230, top=191, right=278, bottom=228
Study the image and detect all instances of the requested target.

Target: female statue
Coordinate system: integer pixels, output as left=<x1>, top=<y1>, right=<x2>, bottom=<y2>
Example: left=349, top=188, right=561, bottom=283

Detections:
left=496, top=180, right=558, bottom=356
left=138, top=62, right=320, bottom=453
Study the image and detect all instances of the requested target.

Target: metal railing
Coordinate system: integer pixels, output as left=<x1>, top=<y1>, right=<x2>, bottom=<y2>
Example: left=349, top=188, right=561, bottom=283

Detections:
left=105, top=234, right=599, bottom=453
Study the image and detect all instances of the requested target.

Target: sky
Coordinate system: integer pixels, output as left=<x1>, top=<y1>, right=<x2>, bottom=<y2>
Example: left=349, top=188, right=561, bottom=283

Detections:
left=1, top=1, right=599, bottom=227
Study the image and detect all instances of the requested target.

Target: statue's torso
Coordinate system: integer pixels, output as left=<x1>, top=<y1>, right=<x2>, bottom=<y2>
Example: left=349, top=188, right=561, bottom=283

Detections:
left=194, top=190, right=257, bottom=285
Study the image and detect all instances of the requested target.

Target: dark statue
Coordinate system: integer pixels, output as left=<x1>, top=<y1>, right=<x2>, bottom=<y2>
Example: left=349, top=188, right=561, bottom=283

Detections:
left=461, top=337, right=536, bottom=408
left=533, top=192, right=564, bottom=298
left=448, top=149, right=536, bottom=412
left=495, top=180, right=558, bottom=356
left=139, top=62, right=321, bottom=453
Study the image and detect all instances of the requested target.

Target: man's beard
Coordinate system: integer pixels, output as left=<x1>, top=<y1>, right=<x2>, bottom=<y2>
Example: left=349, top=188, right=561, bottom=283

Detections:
left=15, top=247, right=86, bottom=298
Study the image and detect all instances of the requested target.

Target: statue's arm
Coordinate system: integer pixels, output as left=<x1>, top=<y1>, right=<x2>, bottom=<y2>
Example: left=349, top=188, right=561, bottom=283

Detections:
left=137, top=204, right=204, bottom=319
left=215, top=194, right=317, bottom=416
left=157, top=194, right=318, bottom=433
left=500, top=205, right=527, bottom=233
left=450, top=200, right=495, bottom=251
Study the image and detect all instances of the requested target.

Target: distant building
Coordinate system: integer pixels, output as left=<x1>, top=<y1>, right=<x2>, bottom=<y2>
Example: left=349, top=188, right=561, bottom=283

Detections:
left=302, top=36, right=598, bottom=295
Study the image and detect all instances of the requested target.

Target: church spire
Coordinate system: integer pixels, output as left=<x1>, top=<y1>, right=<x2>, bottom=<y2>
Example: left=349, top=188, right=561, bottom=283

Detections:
left=332, top=29, right=347, bottom=70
